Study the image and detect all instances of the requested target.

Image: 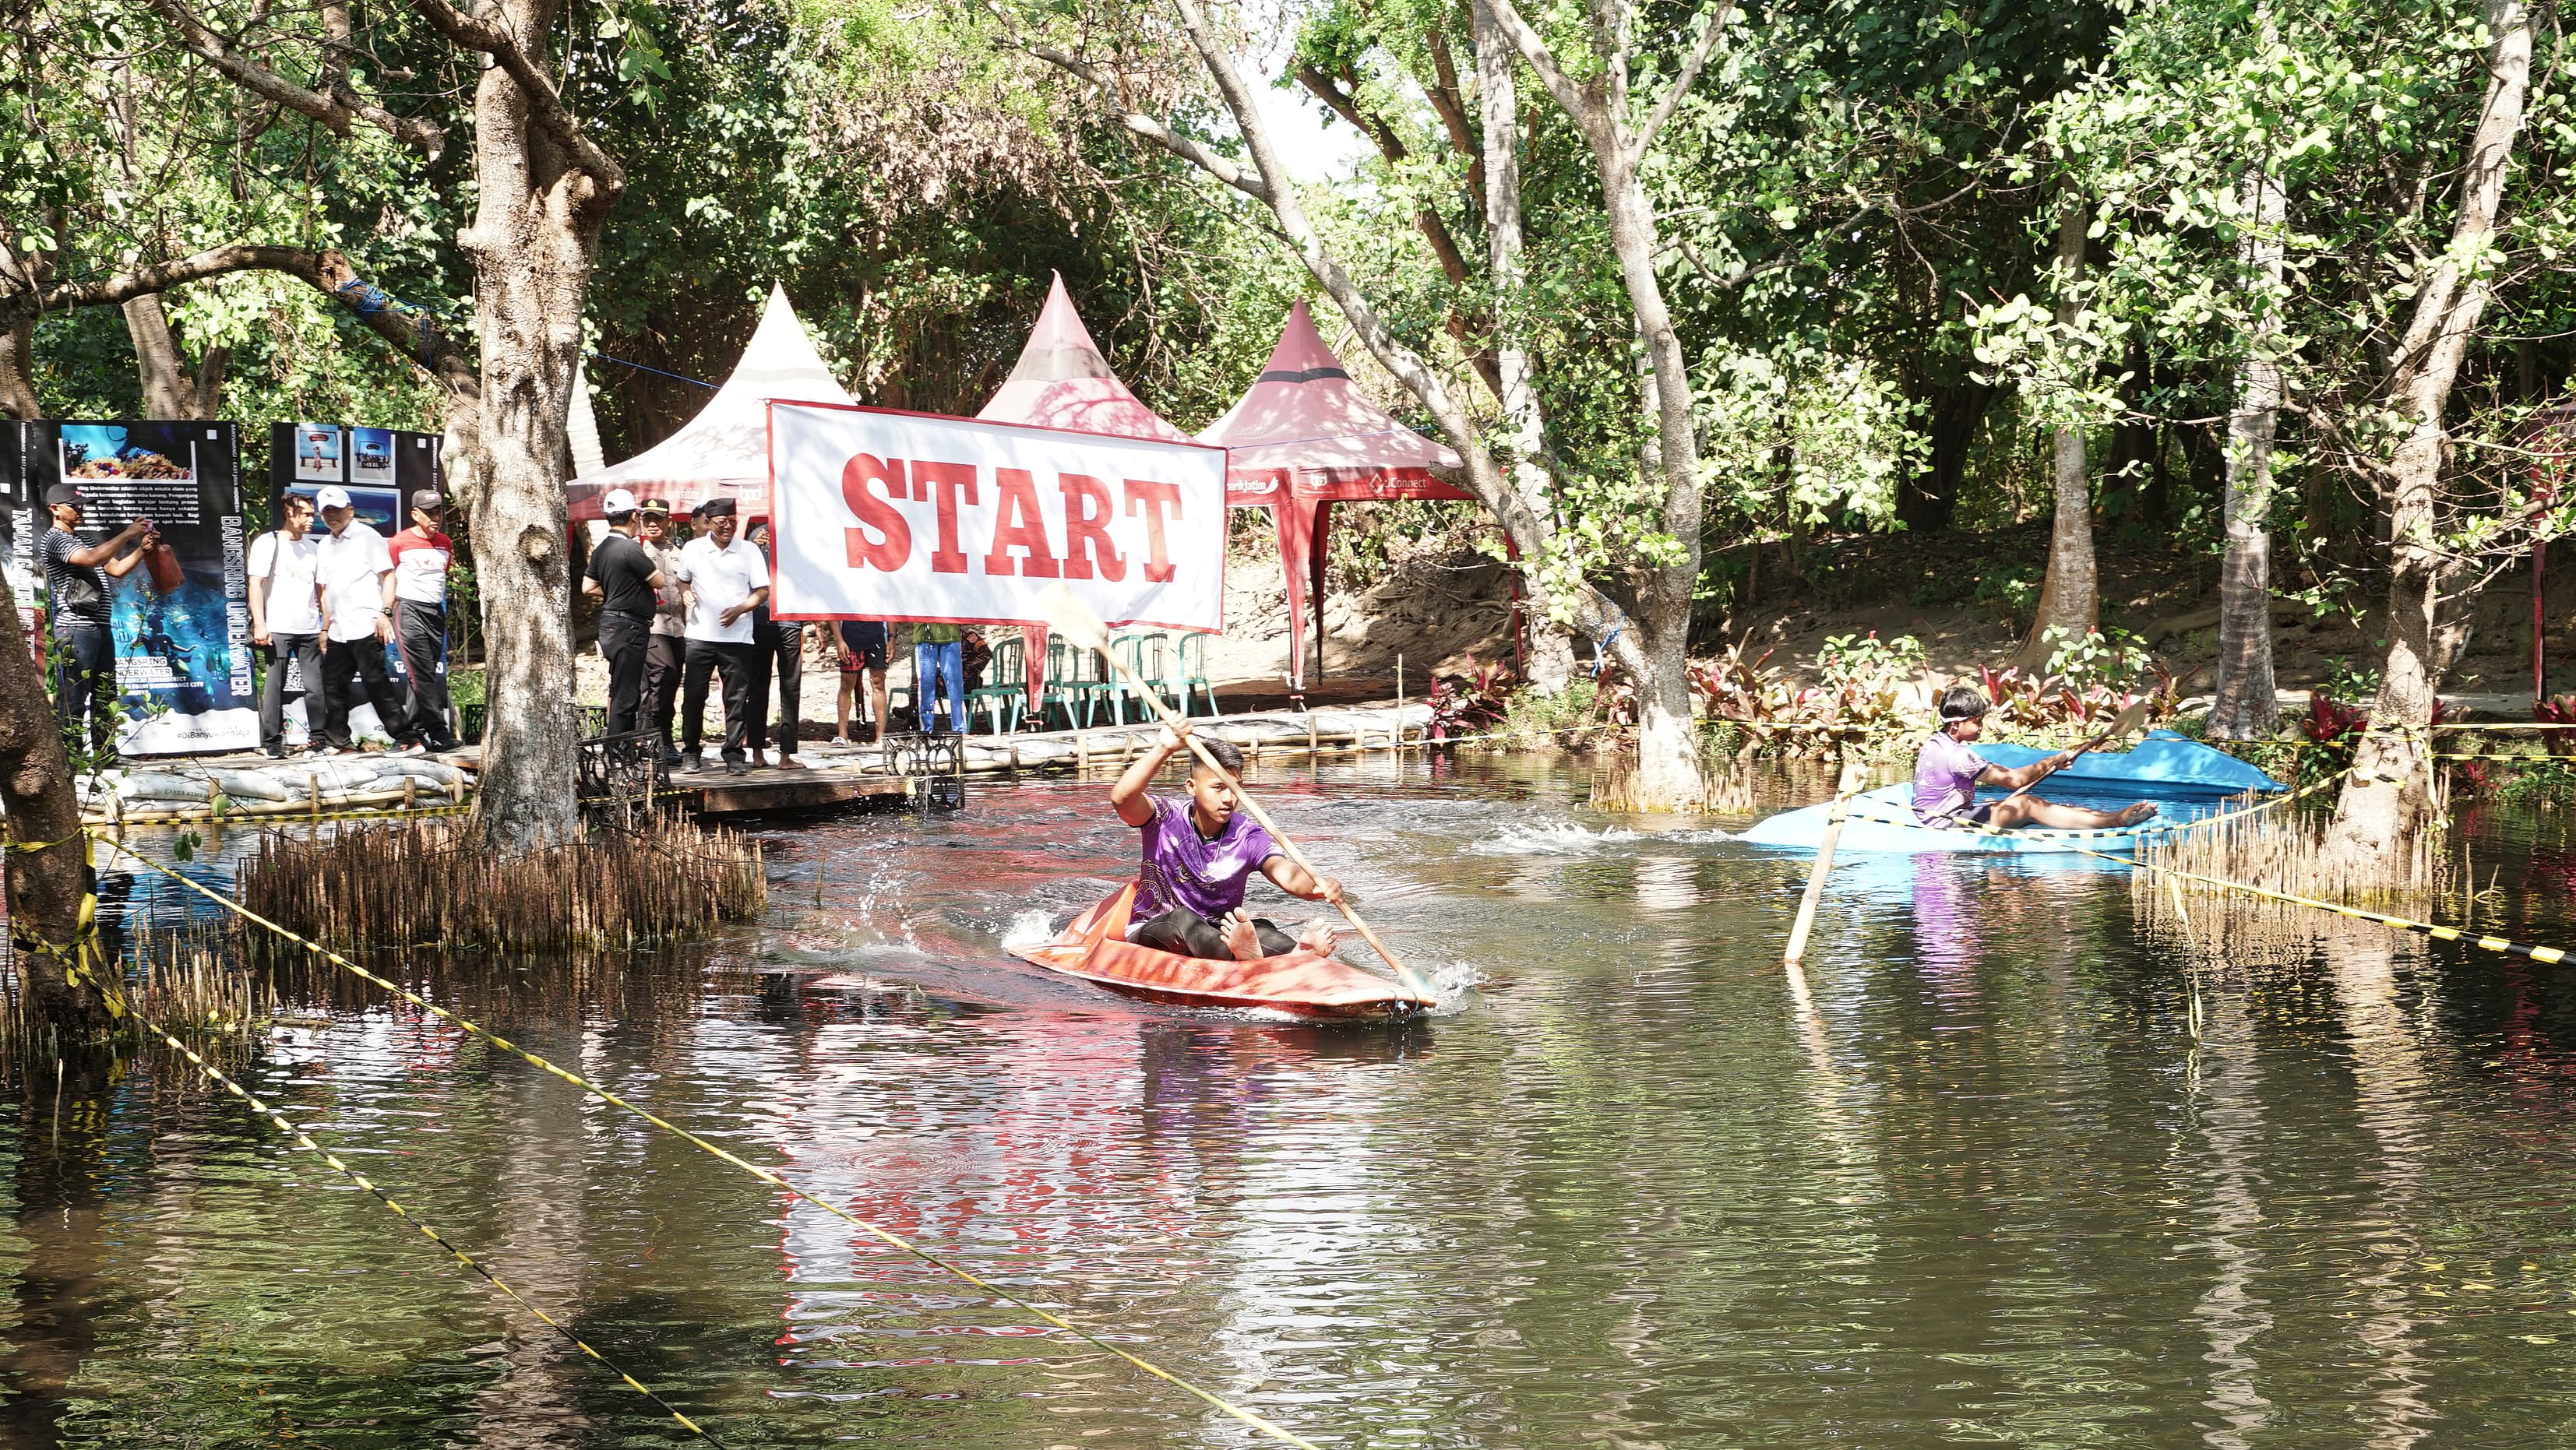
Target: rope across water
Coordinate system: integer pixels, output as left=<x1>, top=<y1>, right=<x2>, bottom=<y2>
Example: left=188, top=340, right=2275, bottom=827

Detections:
left=92, top=835, right=1328, bottom=1450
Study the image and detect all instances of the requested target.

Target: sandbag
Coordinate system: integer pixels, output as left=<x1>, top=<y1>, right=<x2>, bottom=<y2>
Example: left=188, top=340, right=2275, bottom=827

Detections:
left=118, top=771, right=215, bottom=804
left=210, top=769, right=295, bottom=803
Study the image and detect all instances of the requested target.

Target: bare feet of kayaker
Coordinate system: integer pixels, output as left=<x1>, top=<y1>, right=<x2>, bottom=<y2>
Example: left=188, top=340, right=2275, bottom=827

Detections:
left=1296, top=922, right=1343, bottom=956
left=1221, top=910, right=1266, bottom=962
left=2114, top=802, right=2159, bottom=827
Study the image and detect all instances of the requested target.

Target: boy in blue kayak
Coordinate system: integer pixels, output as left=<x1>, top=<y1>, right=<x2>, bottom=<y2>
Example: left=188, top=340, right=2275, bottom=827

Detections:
left=1111, top=720, right=1346, bottom=961
left=1916, top=686, right=2158, bottom=831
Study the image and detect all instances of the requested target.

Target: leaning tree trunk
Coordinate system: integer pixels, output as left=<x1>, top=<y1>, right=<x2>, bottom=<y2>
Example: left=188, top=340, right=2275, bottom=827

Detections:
left=0, top=571, right=108, bottom=1039
left=2210, top=166, right=2287, bottom=739
left=1471, top=0, right=1575, bottom=695
left=0, top=315, right=40, bottom=421
left=120, top=293, right=223, bottom=420
left=452, top=13, right=611, bottom=856
left=2017, top=206, right=2098, bottom=673
left=2323, top=0, right=2533, bottom=875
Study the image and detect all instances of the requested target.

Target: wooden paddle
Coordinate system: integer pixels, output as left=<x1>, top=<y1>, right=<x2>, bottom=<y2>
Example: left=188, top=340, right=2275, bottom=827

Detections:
left=1997, top=697, right=2155, bottom=804
left=1035, top=585, right=1436, bottom=1006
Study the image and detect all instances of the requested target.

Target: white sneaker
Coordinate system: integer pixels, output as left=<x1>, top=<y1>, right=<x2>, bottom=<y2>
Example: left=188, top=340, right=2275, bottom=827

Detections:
left=393, top=743, right=427, bottom=757
left=313, top=746, right=343, bottom=757
left=832, top=735, right=852, bottom=747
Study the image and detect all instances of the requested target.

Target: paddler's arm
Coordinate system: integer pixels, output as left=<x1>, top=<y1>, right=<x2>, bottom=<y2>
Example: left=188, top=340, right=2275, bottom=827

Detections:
left=1978, top=750, right=2077, bottom=791
left=1260, top=853, right=1344, bottom=906
left=1111, top=720, right=1190, bottom=827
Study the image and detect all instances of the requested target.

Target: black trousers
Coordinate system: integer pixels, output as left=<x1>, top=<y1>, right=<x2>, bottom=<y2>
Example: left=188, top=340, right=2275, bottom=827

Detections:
left=393, top=600, right=454, bottom=745
left=680, top=639, right=754, bottom=762
left=51, top=623, right=116, bottom=758
left=600, top=612, right=650, bottom=736
left=1130, top=906, right=1298, bottom=961
left=747, top=621, right=802, bottom=757
left=322, top=635, right=418, bottom=749
left=645, top=632, right=685, bottom=761
left=259, top=632, right=325, bottom=751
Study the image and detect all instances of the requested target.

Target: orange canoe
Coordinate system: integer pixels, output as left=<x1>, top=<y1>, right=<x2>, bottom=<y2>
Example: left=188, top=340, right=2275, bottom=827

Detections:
left=1008, top=885, right=1436, bottom=1019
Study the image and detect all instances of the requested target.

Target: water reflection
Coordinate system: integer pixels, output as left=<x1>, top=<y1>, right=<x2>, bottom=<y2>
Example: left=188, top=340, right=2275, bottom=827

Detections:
left=19, top=760, right=2576, bottom=1445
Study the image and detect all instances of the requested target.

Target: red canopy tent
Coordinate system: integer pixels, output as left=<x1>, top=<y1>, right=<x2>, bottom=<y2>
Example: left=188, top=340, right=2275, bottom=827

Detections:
left=977, top=274, right=1197, bottom=706
left=1200, top=301, right=1468, bottom=688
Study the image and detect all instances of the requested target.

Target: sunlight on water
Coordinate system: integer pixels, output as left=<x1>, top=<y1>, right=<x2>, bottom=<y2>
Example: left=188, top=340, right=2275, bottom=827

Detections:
left=1466, top=820, right=1644, bottom=854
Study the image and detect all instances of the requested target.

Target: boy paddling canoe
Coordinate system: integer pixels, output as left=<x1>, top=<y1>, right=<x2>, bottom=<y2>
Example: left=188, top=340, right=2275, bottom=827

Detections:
left=1112, top=720, right=1348, bottom=962
left=1916, top=685, right=2159, bottom=832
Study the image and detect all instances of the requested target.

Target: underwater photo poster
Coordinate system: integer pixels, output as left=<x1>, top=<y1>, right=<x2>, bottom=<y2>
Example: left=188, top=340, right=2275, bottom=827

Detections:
left=2, top=421, right=255, bottom=754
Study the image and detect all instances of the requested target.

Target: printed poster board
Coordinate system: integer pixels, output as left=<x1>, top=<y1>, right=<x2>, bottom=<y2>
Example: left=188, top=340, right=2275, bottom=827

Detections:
left=1, top=421, right=255, bottom=755
left=764, top=402, right=1227, bottom=631
left=266, top=422, right=444, bottom=716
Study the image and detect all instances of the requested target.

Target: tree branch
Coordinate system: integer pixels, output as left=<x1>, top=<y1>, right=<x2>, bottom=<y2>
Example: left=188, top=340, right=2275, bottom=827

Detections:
left=1024, top=44, right=1273, bottom=202
left=143, top=0, right=444, bottom=156
left=405, top=0, right=623, bottom=192
left=1478, top=0, right=1600, bottom=135
left=1633, top=0, right=1735, bottom=157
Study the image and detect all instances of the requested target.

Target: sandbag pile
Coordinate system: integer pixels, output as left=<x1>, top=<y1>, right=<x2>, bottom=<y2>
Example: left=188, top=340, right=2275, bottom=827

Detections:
left=79, top=755, right=470, bottom=819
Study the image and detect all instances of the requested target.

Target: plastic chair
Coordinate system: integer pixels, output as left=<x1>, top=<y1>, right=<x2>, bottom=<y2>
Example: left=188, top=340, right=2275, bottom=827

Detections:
left=1105, top=632, right=1164, bottom=724
left=1041, top=635, right=1111, bottom=730
left=966, top=631, right=1027, bottom=736
left=1168, top=630, right=1222, bottom=718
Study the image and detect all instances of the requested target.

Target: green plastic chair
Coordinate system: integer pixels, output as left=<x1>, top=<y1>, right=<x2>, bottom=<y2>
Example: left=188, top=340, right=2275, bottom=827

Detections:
left=1168, top=630, right=1221, bottom=718
left=1105, top=631, right=1165, bottom=724
left=965, top=631, right=1027, bottom=736
left=1041, top=635, right=1112, bottom=729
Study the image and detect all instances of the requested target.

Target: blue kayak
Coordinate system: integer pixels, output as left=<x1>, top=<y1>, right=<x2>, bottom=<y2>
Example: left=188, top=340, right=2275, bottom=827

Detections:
left=1736, top=731, right=2283, bottom=856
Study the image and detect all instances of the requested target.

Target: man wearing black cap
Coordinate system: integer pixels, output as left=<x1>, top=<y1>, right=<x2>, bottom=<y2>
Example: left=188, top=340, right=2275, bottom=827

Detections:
left=672, top=497, right=766, bottom=775
left=39, top=484, right=155, bottom=758
left=386, top=489, right=462, bottom=751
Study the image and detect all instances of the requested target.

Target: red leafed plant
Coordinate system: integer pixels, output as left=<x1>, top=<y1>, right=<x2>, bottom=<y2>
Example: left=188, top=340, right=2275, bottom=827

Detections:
left=1429, top=654, right=1514, bottom=740
left=2538, top=693, right=2576, bottom=757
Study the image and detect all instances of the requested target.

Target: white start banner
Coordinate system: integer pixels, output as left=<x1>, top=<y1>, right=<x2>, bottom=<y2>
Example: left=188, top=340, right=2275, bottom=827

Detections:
left=766, top=402, right=1228, bottom=631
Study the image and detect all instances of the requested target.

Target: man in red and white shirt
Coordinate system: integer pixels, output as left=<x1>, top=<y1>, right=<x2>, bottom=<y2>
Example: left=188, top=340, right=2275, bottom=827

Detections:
left=384, top=489, right=462, bottom=751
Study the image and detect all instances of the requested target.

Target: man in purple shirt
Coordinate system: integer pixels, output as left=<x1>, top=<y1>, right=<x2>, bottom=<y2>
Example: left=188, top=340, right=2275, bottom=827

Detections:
left=1915, top=685, right=2157, bottom=830
left=1111, top=721, right=1346, bottom=960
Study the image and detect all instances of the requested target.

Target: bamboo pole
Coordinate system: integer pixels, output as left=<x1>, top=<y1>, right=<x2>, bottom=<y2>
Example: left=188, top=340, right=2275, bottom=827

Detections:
left=1783, top=756, right=1866, bottom=966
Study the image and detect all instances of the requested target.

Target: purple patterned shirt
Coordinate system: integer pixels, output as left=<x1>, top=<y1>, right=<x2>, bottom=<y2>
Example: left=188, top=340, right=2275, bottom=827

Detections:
left=1133, top=795, right=1278, bottom=921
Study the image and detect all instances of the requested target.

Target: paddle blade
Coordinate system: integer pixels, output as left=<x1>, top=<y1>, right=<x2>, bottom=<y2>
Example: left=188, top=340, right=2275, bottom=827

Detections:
left=2102, top=697, right=2155, bottom=743
left=1034, top=582, right=1109, bottom=653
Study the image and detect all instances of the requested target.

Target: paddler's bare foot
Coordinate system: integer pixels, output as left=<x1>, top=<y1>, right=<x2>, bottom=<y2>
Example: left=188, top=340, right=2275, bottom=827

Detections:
left=2114, top=803, right=2159, bottom=827
left=1296, top=922, right=1342, bottom=956
left=1221, top=910, right=1263, bottom=962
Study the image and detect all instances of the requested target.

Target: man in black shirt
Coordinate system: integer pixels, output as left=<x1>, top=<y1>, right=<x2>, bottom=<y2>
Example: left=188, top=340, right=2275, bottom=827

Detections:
left=583, top=487, right=664, bottom=737
left=40, top=484, right=155, bottom=759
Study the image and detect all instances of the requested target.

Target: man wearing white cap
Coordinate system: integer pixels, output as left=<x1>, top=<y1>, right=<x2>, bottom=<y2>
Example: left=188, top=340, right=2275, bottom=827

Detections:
left=313, top=484, right=425, bottom=754
left=583, top=487, right=665, bottom=738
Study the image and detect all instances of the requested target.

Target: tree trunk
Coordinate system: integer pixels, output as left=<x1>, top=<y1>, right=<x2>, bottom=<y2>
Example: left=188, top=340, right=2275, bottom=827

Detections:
left=453, top=5, right=608, bottom=856
left=1894, top=379, right=1992, bottom=533
left=2324, top=0, right=2533, bottom=874
left=2209, top=166, right=2286, bottom=740
left=120, top=293, right=224, bottom=419
left=1598, top=158, right=1707, bottom=809
left=0, top=314, right=38, bottom=421
left=1471, top=0, right=1574, bottom=695
left=2016, top=206, right=2098, bottom=672
left=0, top=567, right=107, bottom=1039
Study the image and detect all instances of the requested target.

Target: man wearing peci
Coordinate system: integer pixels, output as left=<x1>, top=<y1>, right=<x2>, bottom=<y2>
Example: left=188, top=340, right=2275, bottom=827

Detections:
left=672, top=497, right=766, bottom=776
left=636, top=498, right=687, bottom=769
left=385, top=489, right=463, bottom=751
left=583, top=487, right=665, bottom=741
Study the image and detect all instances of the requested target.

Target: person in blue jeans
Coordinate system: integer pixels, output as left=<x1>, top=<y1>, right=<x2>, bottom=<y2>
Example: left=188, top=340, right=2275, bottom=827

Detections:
left=913, top=623, right=966, bottom=733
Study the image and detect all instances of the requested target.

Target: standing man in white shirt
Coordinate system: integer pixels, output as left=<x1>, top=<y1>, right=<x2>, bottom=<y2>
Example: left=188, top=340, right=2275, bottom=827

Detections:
left=248, top=492, right=326, bottom=758
left=671, top=496, right=766, bottom=776
left=313, top=485, right=425, bottom=754
left=383, top=489, right=463, bottom=751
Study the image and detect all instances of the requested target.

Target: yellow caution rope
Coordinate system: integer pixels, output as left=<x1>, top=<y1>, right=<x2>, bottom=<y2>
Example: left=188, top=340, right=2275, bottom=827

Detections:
left=95, top=836, right=1327, bottom=1450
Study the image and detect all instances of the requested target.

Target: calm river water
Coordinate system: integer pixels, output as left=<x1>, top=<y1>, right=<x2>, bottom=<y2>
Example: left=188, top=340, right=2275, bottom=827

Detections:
left=13, top=755, right=2576, bottom=1446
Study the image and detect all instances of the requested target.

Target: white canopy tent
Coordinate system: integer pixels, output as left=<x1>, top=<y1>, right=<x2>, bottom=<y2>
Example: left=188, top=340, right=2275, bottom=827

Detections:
left=565, top=283, right=855, bottom=521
